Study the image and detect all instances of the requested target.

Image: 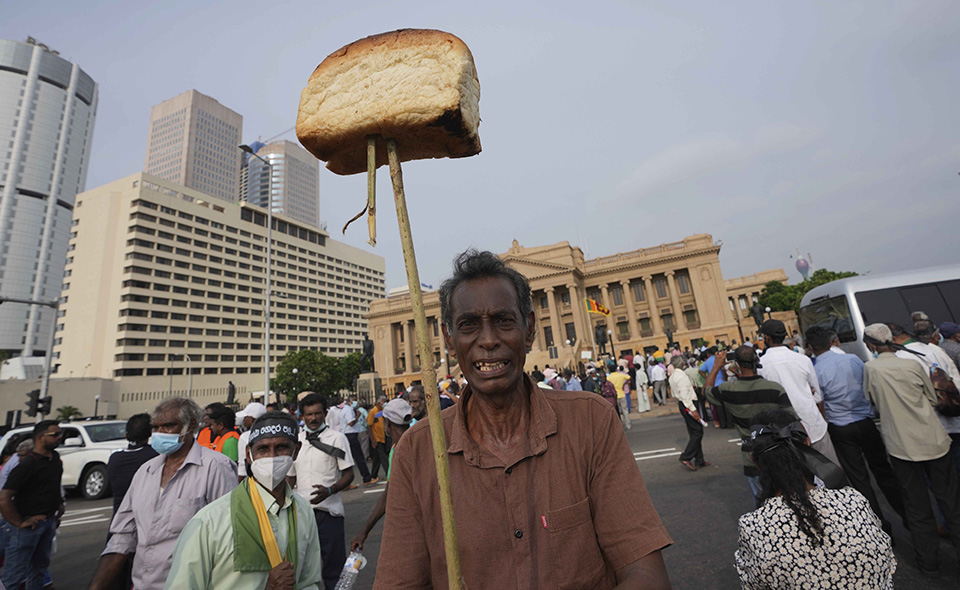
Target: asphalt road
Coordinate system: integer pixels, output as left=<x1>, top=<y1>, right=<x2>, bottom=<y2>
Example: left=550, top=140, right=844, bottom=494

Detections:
left=51, top=413, right=958, bottom=589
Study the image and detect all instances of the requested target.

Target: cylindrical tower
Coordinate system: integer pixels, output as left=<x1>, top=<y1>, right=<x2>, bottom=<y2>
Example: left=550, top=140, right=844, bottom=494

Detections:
left=0, top=38, right=98, bottom=357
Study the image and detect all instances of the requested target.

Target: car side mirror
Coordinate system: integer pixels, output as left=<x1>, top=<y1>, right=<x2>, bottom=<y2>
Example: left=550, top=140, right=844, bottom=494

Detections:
left=62, top=437, right=82, bottom=448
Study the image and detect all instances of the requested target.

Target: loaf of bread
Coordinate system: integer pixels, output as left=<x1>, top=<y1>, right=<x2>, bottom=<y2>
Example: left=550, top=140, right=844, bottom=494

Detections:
left=296, top=29, right=481, bottom=176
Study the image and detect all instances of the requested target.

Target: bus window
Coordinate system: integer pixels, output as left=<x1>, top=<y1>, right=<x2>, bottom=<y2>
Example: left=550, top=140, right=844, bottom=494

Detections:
left=936, top=279, right=960, bottom=323
left=900, top=284, right=951, bottom=325
left=856, top=288, right=912, bottom=328
left=799, top=296, right=856, bottom=342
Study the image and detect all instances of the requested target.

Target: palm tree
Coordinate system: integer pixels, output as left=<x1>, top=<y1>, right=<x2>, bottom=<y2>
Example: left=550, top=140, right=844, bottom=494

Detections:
left=55, top=406, right=82, bottom=422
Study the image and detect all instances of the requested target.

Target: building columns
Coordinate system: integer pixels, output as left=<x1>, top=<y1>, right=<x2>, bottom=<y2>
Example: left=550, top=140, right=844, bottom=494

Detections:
left=620, top=279, right=636, bottom=339
left=404, top=321, right=415, bottom=373
left=567, top=283, right=587, bottom=349
left=545, top=286, right=562, bottom=348
left=643, top=275, right=663, bottom=335
left=665, top=271, right=684, bottom=332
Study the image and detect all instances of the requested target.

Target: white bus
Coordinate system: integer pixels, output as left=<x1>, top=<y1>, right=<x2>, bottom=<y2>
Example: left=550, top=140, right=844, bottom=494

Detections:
left=798, top=265, right=960, bottom=361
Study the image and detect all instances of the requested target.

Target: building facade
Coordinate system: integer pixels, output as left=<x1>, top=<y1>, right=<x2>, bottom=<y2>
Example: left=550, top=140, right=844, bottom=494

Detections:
left=0, top=37, right=98, bottom=358
left=54, top=173, right=385, bottom=411
left=368, top=235, right=793, bottom=391
left=145, top=90, right=242, bottom=204
left=243, top=140, right=320, bottom=228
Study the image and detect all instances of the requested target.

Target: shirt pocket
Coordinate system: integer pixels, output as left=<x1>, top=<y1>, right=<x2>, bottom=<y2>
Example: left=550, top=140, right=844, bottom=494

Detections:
left=544, top=498, right=606, bottom=589
left=167, top=496, right=205, bottom=536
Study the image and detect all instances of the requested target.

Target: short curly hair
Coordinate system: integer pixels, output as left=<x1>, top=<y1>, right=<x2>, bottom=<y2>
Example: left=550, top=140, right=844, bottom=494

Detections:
left=439, top=249, right=533, bottom=331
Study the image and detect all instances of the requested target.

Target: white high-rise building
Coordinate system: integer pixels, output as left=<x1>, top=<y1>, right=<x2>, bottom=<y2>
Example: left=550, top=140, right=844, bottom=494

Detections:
left=145, top=90, right=242, bottom=204
left=0, top=37, right=98, bottom=358
left=244, top=140, right=320, bottom=228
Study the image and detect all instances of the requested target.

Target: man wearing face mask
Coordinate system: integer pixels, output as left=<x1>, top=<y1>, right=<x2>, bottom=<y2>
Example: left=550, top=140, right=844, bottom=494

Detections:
left=165, top=412, right=323, bottom=589
left=288, top=393, right=355, bottom=590
left=89, top=398, right=238, bottom=590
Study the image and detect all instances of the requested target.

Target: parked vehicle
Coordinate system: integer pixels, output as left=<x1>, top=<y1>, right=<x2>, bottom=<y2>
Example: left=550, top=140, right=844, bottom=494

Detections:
left=0, top=420, right=127, bottom=500
left=798, top=265, right=960, bottom=361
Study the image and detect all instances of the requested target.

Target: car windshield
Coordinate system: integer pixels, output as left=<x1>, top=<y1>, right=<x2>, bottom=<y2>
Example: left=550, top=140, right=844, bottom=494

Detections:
left=799, top=295, right=856, bottom=342
left=84, top=423, right=127, bottom=443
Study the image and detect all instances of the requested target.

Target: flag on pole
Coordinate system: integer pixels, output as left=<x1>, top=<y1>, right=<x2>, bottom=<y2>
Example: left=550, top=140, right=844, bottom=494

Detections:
left=585, top=298, right=610, bottom=316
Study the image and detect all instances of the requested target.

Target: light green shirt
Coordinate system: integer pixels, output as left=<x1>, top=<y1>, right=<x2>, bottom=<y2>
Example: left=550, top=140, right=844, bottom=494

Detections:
left=164, top=481, right=323, bottom=589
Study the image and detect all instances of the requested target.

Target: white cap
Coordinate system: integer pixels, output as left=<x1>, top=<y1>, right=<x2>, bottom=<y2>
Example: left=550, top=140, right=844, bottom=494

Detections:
left=237, top=402, right=267, bottom=420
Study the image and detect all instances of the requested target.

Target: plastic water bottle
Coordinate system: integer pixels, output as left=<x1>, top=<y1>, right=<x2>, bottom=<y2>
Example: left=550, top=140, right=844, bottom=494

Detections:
left=333, top=551, right=367, bottom=590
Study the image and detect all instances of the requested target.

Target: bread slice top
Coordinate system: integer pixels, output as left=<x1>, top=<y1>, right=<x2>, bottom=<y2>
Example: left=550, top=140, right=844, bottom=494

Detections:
left=296, top=29, right=481, bottom=176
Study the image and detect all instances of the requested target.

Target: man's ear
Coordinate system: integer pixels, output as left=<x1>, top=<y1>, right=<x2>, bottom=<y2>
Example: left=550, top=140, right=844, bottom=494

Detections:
left=441, top=323, right=453, bottom=352
left=245, top=446, right=253, bottom=465
left=524, top=311, right=536, bottom=351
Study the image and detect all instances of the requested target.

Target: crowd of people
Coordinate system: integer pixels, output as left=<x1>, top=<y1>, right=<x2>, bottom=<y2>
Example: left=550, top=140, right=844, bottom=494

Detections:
left=0, top=244, right=957, bottom=588
left=533, top=311, right=960, bottom=586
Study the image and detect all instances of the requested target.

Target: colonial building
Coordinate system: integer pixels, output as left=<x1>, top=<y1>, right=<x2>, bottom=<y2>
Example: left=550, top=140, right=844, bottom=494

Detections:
left=367, top=234, right=795, bottom=392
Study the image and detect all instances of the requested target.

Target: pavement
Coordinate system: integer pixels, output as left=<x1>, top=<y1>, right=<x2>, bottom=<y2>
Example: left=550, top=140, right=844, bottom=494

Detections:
left=49, top=411, right=958, bottom=589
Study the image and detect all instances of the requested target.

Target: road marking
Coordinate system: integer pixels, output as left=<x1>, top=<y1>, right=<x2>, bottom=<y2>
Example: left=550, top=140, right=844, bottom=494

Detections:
left=65, top=506, right=112, bottom=516
left=60, top=516, right=110, bottom=527
left=363, top=488, right=385, bottom=494
left=634, top=448, right=677, bottom=456
left=636, top=451, right=682, bottom=461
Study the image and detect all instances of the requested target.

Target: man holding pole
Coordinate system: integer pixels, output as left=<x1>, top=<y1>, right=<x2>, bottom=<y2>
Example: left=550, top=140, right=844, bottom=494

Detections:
left=374, top=250, right=673, bottom=589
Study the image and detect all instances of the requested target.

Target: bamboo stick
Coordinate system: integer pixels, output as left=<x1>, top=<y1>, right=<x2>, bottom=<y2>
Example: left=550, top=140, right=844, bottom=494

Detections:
left=366, top=135, right=377, bottom=246
left=387, top=138, right=463, bottom=590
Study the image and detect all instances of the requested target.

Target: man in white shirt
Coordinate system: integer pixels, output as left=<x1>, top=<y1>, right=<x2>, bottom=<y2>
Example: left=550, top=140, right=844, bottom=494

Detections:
left=650, top=362, right=668, bottom=406
left=288, top=393, right=355, bottom=590
left=235, top=401, right=267, bottom=477
left=339, top=395, right=378, bottom=485
left=758, top=320, right=840, bottom=465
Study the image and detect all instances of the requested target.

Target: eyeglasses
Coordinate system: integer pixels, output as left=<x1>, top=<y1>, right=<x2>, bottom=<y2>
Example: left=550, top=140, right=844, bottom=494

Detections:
left=44, top=432, right=64, bottom=438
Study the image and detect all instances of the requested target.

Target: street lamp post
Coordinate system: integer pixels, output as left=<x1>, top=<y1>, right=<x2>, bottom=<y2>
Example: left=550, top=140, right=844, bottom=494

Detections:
left=765, top=306, right=772, bottom=320
left=292, top=367, right=299, bottom=401
left=94, top=394, right=100, bottom=418
left=239, top=145, right=275, bottom=406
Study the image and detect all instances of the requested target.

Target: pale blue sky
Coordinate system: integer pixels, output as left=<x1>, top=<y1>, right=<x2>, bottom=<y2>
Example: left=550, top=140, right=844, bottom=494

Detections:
left=5, top=1, right=958, bottom=288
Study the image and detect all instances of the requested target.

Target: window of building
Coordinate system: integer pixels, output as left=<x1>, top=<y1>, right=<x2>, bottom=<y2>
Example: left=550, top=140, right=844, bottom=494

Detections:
left=610, top=285, right=623, bottom=306
left=543, top=326, right=554, bottom=348
left=654, top=278, right=667, bottom=299
left=677, top=272, right=691, bottom=294
left=540, top=295, right=548, bottom=310
left=617, top=321, right=630, bottom=340
left=632, top=282, right=645, bottom=302
left=639, top=317, right=652, bottom=335
left=565, top=322, right=576, bottom=344
left=662, top=314, right=675, bottom=331
left=684, top=309, right=699, bottom=329
left=739, top=295, right=748, bottom=310
left=560, top=291, right=571, bottom=306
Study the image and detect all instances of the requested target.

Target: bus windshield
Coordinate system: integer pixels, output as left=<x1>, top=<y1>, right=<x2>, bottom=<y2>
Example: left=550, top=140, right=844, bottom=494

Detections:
left=798, top=296, right=857, bottom=343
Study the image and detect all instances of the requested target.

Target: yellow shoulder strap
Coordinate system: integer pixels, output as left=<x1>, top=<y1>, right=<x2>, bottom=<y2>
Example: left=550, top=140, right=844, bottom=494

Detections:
left=249, top=480, right=283, bottom=567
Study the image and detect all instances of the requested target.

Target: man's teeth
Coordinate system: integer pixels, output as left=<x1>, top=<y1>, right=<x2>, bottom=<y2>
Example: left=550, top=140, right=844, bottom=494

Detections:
left=475, top=361, right=506, bottom=372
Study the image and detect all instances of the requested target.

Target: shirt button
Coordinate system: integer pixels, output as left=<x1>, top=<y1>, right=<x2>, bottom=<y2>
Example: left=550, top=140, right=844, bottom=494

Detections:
left=514, top=529, right=523, bottom=539
left=505, top=467, right=512, bottom=474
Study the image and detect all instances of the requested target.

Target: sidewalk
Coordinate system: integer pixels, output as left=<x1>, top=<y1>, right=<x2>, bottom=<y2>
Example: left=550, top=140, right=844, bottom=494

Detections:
left=626, top=390, right=679, bottom=420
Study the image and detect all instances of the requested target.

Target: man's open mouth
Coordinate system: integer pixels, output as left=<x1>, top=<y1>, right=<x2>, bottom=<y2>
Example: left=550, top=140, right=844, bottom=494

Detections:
left=475, top=360, right=508, bottom=373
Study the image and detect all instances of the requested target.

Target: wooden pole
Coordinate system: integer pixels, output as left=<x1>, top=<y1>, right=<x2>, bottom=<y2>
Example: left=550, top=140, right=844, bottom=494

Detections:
left=387, top=138, right=463, bottom=590
left=366, top=135, right=377, bottom=246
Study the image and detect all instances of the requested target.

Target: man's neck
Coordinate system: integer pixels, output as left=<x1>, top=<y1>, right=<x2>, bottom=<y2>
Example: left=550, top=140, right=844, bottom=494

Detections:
left=465, top=379, right=531, bottom=455
left=813, top=349, right=830, bottom=357
left=263, top=479, right=287, bottom=508
left=32, top=443, right=51, bottom=457
left=166, top=436, right=193, bottom=463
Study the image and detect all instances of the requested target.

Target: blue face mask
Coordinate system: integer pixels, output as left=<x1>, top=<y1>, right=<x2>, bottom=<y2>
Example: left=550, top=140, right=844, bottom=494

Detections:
left=150, top=432, right=184, bottom=455
left=871, top=350, right=879, bottom=359
left=352, top=401, right=358, bottom=408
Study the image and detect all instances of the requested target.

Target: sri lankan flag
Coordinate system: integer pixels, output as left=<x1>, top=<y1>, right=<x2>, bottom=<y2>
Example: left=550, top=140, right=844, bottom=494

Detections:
left=585, top=298, right=610, bottom=316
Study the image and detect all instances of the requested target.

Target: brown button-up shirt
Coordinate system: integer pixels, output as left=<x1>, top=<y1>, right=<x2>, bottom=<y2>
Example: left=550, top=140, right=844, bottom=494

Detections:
left=373, top=377, right=672, bottom=590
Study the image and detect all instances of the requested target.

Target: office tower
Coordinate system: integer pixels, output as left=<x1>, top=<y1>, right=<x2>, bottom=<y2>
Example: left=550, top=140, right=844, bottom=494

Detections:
left=243, top=140, right=320, bottom=228
left=144, top=90, right=242, bottom=203
left=55, top=173, right=386, bottom=404
left=0, top=37, right=98, bottom=359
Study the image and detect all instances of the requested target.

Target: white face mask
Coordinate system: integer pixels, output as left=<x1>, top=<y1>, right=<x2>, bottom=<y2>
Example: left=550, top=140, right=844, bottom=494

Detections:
left=250, top=455, right=294, bottom=490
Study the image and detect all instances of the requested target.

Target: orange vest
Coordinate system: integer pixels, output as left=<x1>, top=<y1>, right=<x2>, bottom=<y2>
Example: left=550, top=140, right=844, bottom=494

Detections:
left=198, top=427, right=215, bottom=449
left=214, top=430, right=240, bottom=454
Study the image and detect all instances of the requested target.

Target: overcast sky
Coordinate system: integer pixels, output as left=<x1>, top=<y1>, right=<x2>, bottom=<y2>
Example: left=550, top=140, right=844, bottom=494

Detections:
left=5, top=1, right=958, bottom=289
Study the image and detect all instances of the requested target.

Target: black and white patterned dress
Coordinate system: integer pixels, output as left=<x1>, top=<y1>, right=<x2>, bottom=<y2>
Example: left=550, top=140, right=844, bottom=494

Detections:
left=736, top=487, right=895, bottom=589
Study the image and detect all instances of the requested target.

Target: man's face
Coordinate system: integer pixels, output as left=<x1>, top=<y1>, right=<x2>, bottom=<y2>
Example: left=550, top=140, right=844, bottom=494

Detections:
left=302, top=403, right=326, bottom=431
left=408, top=391, right=425, bottom=419
left=246, top=436, right=300, bottom=463
left=442, top=276, right=535, bottom=399
left=202, top=408, right=214, bottom=428
left=243, top=416, right=255, bottom=430
left=153, top=410, right=186, bottom=436
left=39, top=425, right=63, bottom=451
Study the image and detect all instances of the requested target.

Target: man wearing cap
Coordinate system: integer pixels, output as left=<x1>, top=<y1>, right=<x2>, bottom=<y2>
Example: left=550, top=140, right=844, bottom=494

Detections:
left=288, top=393, right=355, bottom=590
left=89, top=398, right=237, bottom=590
left=862, top=323, right=960, bottom=576
left=704, top=347, right=796, bottom=503
left=236, top=402, right=268, bottom=477
left=757, top=319, right=840, bottom=465
left=350, top=398, right=414, bottom=553
left=165, top=411, right=323, bottom=589
left=940, top=322, right=960, bottom=376
left=374, top=250, right=672, bottom=590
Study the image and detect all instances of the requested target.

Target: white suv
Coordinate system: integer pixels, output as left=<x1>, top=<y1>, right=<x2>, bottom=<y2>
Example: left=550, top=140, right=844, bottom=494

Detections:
left=0, top=420, right=129, bottom=500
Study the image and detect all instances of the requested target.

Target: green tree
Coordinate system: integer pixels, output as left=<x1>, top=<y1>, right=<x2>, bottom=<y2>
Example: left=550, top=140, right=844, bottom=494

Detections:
left=272, top=350, right=339, bottom=403
left=55, top=405, right=82, bottom=421
left=335, top=352, right=364, bottom=392
left=759, top=269, right=859, bottom=314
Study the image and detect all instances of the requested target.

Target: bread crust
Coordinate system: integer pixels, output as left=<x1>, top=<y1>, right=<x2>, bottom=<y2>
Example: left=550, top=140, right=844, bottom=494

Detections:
left=296, top=29, right=481, bottom=175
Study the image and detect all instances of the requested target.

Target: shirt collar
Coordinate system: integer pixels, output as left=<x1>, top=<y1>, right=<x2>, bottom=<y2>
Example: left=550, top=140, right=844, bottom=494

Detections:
left=146, top=438, right=203, bottom=474
left=447, top=374, right=558, bottom=468
left=253, top=479, right=295, bottom=515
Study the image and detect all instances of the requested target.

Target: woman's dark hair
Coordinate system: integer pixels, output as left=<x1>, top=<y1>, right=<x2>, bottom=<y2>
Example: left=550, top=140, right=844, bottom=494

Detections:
left=439, top=249, right=532, bottom=331
left=750, top=409, right=824, bottom=547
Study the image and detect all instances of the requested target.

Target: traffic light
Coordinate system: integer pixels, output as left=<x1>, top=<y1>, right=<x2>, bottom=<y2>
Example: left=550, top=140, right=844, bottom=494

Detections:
left=38, top=396, right=52, bottom=416
left=24, top=390, right=40, bottom=418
